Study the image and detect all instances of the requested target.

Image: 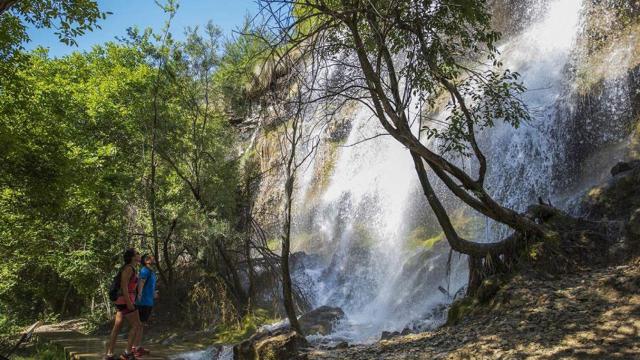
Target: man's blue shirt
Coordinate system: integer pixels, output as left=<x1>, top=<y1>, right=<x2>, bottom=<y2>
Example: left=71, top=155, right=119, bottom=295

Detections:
left=136, top=266, right=156, bottom=306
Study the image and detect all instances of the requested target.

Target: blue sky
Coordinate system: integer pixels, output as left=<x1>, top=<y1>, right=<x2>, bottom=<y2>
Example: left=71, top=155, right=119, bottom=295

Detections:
left=26, top=0, right=259, bottom=57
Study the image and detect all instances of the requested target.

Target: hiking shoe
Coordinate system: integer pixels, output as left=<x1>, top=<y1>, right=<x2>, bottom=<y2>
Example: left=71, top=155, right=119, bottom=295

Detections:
left=133, top=347, right=150, bottom=357
left=119, top=352, right=136, bottom=360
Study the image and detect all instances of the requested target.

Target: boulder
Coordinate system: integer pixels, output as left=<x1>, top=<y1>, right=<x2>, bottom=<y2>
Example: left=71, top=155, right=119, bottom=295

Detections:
left=611, top=160, right=640, bottom=176
left=628, top=208, right=640, bottom=236
left=334, top=341, right=349, bottom=349
left=298, top=306, right=345, bottom=335
left=234, top=329, right=308, bottom=360
left=380, top=331, right=400, bottom=340
left=401, top=327, right=413, bottom=336
left=254, top=331, right=308, bottom=360
left=161, top=333, right=178, bottom=345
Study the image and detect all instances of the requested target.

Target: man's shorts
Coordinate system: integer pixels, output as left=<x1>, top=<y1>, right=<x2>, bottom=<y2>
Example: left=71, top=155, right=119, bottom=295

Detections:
left=137, top=305, right=153, bottom=322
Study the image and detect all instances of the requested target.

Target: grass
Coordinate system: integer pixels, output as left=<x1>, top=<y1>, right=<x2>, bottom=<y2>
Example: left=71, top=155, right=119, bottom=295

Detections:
left=212, top=308, right=281, bottom=344
left=13, top=342, right=66, bottom=360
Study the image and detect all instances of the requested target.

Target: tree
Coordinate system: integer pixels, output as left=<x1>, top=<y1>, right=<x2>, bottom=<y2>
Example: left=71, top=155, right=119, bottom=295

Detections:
left=257, top=0, right=574, bottom=293
left=125, top=5, right=255, bottom=317
left=258, top=40, right=324, bottom=335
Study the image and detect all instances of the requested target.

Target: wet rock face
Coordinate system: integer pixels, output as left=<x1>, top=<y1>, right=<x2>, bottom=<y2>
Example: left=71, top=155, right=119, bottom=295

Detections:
left=582, top=0, right=640, bottom=55
left=298, top=306, right=345, bottom=336
left=490, top=0, right=550, bottom=34
left=550, top=0, right=640, bottom=194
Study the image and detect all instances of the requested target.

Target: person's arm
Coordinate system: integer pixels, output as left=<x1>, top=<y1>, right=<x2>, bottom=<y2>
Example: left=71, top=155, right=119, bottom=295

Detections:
left=153, top=272, right=159, bottom=299
left=120, top=266, right=134, bottom=310
left=137, top=270, right=147, bottom=302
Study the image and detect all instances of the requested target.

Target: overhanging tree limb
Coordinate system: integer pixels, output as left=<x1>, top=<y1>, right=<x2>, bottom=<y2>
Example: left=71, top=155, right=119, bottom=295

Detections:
left=0, top=0, right=19, bottom=15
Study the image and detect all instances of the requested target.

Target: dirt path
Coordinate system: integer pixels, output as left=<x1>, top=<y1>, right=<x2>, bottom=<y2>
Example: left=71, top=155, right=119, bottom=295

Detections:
left=308, top=259, right=640, bottom=359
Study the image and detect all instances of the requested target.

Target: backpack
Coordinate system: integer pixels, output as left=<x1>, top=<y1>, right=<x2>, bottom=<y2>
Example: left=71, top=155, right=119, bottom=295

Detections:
left=108, top=265, right=132, bottom=302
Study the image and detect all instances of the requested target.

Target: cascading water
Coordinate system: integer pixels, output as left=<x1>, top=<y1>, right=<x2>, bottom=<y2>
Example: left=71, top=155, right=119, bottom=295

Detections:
left=170, top=346, right=233, bottom=360
left=293, top=0, right=596, bottom=344
left=477, top=0, right=586, bottom=236
left=295, top=103, right=467, bottom=342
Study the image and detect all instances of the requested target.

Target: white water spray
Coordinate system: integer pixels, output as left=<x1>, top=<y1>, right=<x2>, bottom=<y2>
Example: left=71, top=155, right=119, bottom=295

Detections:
left=295, top=0, right=587, bottom=344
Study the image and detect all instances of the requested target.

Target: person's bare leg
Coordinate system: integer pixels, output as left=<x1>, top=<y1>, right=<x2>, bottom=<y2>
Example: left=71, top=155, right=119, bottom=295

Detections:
left=133, top=323, right=143, bottom=351
left=106, top=311, right=124, bottom=356
left=124, top=311, right=142, bottom=354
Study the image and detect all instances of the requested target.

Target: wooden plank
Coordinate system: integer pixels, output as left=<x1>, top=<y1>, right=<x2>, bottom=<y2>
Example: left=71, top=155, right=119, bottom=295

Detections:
left=35, top=330, right=186, bottom=360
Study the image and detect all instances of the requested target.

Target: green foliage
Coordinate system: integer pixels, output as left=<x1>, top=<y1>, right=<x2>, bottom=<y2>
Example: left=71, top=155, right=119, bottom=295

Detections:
left=0, top=44, right=153, bottom=328
left=0, top=0, right=293, bottom=344
left=0, top=0, right=108, bottom=60
left=282, top=0, right=530, bottom=157
left=215, top=19, right=270, bottom=118
left=0, top=16, right=249, bottom=332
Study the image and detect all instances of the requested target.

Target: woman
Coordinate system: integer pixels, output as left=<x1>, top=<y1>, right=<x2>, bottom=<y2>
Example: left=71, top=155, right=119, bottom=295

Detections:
left=105, top=248, right=143, bottom=360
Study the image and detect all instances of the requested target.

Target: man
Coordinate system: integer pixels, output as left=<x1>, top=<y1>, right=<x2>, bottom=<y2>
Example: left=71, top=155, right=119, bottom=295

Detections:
left=133, top=254, right=158, bottom=357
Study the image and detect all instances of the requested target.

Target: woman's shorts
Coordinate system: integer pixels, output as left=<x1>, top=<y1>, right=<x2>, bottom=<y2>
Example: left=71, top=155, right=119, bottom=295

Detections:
left=137, top=306, right=153, bottom=322
left=115, top=304, right=137, bottom=315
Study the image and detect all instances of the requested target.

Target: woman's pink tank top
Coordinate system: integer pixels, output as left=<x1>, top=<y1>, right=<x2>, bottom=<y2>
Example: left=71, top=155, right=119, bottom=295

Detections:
left=115, top=265, right=138, bottom=305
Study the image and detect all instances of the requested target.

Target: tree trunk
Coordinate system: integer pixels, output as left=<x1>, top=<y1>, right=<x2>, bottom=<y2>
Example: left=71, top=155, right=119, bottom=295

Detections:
left=60, top=284, right=72, bottom=316
left=162, top=218, right=178, bottom=304
left=411, top=151, right=525, bottom=294
left=215, top=238, right=249, bottom=316
left=410, top=151, right=522, bottom=257
left=282, top=175, right=303, bottom=335
left=245, top=232, right=256, bottom=313
left=467, top=256, right=483, bottom=296
left=149, top=86, right=169, bottom=290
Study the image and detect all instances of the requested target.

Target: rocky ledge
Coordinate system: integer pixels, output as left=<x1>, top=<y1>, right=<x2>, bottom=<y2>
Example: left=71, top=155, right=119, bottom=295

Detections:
left=306, top=258, right=640, bottom=359
left=233, top=306, right=345, bottom=359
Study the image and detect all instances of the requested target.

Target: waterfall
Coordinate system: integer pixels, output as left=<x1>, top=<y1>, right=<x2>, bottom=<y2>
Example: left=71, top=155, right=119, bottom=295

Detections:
left=292, top=0, right=600, bottom=344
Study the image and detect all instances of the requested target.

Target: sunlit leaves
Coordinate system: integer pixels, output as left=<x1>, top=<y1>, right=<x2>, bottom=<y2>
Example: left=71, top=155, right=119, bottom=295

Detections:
left=282, top=0, right=530, bottom=158
left=0, top=0, right=108, bottom=61
left=0, top=44, right=152, bottom=325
